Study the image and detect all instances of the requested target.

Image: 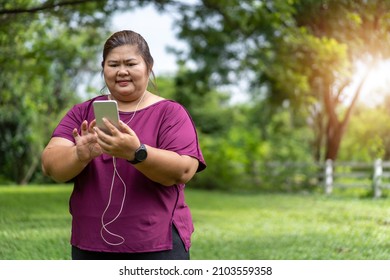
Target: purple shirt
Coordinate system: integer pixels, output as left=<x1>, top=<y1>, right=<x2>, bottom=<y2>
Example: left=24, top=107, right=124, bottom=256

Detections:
left=52, top=95, right=206, bottom=253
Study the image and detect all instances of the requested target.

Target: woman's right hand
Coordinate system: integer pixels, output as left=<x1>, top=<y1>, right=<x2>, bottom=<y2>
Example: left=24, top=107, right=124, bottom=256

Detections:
left=72, top=120, right=102, bottom=163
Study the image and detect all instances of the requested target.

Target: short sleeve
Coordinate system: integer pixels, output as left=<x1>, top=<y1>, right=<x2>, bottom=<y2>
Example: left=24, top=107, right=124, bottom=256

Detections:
left=156, top=102, right=206, bottom=172
left=52, top=98, right=96, bottom=143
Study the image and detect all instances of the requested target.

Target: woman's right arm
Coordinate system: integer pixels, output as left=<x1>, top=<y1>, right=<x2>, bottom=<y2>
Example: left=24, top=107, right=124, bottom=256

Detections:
left=41, top=137, right=89, bottom=183
left=41, top=120, right=101, bottom=183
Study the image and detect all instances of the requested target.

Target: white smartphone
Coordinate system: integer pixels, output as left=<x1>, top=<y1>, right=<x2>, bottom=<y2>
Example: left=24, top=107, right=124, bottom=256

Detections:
left=93, top=100, right=120, bottom=134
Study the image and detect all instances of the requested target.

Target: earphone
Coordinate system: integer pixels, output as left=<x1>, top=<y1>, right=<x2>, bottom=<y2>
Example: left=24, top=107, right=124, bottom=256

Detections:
left=100, top=157, right=126, bottom=245
left=100, top=91, right=147, bottom=246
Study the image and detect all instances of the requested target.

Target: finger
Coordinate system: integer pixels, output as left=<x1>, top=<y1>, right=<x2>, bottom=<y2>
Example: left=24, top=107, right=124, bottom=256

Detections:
left=94, top=126, right=111, bottom=144
left=93, top=126, right=104, bottom=138
left=72, top=128, right=80, bottom=140
left=102, top=117, right=119, bottom=135
left=95, top=134, right=107, bottom=148
left=80, top=120, right=89, bottom=136
left=95, top=133, right=111, bottom=152
left=89, top=120, right=97, bottom=133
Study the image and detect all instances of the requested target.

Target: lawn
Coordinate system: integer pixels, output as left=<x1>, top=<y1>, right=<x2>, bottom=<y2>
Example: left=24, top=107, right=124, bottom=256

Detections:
left=0, top=185, right=390, bottom=260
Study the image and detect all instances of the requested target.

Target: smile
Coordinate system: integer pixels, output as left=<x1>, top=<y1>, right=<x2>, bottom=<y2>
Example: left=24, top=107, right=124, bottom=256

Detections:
left=116, top=80, right=131, bottom=86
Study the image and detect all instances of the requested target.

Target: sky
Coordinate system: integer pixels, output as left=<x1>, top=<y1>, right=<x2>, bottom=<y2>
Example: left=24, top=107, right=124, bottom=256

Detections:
left=112, top=5, right=183, bottom=75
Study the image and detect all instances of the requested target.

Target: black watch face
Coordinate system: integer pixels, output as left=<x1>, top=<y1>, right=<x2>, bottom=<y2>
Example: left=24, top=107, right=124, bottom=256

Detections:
left=136, top=149, right=147, bottom=161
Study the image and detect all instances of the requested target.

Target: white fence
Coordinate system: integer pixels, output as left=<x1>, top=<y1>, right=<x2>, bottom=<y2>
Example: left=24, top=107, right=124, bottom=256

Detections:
left=323, top=159, right=390, bottom=198
left=262, top=159, right=390, bottom=198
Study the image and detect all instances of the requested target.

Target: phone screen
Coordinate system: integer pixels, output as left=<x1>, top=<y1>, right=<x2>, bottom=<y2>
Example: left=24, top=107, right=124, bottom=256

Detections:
left=93, top=100, right=120, bottom=134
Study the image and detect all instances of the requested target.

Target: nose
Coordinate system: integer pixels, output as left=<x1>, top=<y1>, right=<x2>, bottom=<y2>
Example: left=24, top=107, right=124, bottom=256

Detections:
left=117, top=65, right=129, bottom=76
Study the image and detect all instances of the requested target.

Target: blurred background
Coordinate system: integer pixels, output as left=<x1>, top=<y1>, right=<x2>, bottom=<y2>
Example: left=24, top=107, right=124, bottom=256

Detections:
left=2, top=0, right=390, bottom=195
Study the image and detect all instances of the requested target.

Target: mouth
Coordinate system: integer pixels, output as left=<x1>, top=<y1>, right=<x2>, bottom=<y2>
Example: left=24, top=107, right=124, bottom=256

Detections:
left=116, top=80, right=131, bottom=86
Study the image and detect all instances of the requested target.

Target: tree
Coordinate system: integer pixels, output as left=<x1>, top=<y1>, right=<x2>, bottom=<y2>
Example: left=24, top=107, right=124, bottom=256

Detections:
left=294, top=0, right=390, bottom=161
left=339, top=99, right=390, bottom=162
left=0, top=0, right=172, bottom=184
left=169, top=0, right=390, bottom=162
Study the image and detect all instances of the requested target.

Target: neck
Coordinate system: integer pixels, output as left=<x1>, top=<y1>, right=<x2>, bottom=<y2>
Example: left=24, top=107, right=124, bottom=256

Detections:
left=109, top=91, right=148, bottom=112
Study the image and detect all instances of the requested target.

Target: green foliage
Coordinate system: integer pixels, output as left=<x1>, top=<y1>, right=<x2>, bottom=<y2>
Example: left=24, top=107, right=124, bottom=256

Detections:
left=295, top=0, right=390, bottom=58
left=171, top=0, right=390, bottom=163
left=194, top=125, right=268, bottom=191
left=339, top=104, right=390, bottom=161
left=0, top=0, right=147, bottom=184
left=153, top=75, right=176, bottom=99
left=189, top=99, right=314, bottom=192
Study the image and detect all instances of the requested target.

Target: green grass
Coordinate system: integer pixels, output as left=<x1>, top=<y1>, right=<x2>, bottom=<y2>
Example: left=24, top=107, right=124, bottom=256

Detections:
left=0, top=185, right=72, bottom=260
left=1, top=185, right=390, bottom=260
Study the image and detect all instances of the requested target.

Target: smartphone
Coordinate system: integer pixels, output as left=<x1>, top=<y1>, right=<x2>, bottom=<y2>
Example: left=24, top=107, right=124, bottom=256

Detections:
left=93, top=100, right=120, bottom=134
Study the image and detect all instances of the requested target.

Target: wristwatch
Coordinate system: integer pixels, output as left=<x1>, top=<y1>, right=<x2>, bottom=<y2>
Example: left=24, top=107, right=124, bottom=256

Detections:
left=128, top=144, right=148, bottom=164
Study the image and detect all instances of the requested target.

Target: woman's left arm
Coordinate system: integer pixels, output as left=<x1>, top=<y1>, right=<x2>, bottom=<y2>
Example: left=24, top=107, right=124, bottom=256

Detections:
left=132, top=145, right=199, bottom=186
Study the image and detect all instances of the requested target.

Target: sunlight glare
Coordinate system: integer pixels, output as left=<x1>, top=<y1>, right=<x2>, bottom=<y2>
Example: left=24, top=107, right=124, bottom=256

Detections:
left=346, top=59, right=390, bottom=107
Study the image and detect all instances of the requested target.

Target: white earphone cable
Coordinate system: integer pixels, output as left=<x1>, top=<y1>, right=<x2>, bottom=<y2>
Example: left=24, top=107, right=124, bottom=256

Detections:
left=100, top=91, right=147, bottom=246
left=100, top=157, right=127, bottom=246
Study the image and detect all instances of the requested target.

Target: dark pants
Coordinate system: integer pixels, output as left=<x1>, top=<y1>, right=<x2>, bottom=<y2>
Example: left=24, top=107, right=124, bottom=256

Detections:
left=71, top=226, right=189, bottom=260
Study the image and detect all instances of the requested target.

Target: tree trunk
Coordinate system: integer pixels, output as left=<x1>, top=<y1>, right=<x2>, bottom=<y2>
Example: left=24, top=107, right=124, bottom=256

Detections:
left=325, top=118, right=344, bottom=160
left=323, top=62, right=373, bottom=161
left=19, top=157, right=39, bottom=185
left=312, top=109, right=325, bottom=162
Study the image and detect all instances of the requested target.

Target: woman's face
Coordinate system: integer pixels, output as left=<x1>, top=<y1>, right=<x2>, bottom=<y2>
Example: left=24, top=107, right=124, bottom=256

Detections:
left=103, top=44, right=150, bottom=102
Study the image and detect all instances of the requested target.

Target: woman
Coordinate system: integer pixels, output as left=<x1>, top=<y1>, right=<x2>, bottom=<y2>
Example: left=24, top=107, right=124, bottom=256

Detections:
left=41, top=30, right=206, bottom=260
